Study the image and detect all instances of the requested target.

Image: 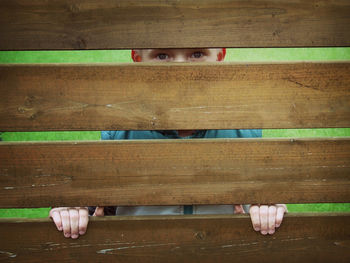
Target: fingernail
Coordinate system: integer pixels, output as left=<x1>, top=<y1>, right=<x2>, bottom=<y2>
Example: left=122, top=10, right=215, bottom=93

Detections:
left=71, top=234, right=78, bottom=239
left=261, top=231, right=267, bottom=235
left=254, top=227, right=260, bottom=232
left=64, top=233, right=70, bottom=238
left=58, top=226, right=62, bottom=231
left=79, top=231, right=85, bottom=235
left=269, top=230, right=275, bottom=235
left=276, top=224, right=280, bottom=228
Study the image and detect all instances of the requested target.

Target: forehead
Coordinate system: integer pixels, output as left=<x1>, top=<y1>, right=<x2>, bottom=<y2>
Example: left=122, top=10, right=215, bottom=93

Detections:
left=141, top=48, right=219, bottom=56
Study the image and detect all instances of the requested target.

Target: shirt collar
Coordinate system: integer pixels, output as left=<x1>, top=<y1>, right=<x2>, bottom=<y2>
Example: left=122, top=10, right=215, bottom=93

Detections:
left=157, top=130, right=206, bottom=139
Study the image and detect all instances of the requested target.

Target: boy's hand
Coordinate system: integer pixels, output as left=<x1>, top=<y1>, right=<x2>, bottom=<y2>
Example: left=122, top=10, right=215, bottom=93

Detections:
left=49, top=207, right=104, bottom=239
left=233, top=204, right=245, bottom=214
left=249, top=204, right=287, bottom=235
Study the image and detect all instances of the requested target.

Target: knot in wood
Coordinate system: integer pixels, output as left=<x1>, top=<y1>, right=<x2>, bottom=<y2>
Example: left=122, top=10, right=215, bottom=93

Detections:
left=195, top=231, right=206, bottom=240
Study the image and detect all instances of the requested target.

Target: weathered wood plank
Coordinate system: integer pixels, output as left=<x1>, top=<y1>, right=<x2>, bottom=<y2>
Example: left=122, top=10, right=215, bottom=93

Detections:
left=1, top=0, right=350, bottom=50
left=0, top=214, right=349, bottom=263
left=1, top=62, right=349, bottom=131
left=1, top=138, right=349, bottom=207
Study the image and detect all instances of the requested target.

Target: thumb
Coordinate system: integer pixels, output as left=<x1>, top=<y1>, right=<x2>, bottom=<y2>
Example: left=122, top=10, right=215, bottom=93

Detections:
left=93, top=206, right=104, bottom=216
left=234, top=204, right=245, bottom=214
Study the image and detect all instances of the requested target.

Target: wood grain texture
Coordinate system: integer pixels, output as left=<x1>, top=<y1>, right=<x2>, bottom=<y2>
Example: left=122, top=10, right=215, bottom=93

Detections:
left=1, top=0, right=350, bottom=50
left=1, top=138, right=349, bottom=208
left=1, top=62, right=349, bottom=131
left=0, top=214, right=349, bottom=262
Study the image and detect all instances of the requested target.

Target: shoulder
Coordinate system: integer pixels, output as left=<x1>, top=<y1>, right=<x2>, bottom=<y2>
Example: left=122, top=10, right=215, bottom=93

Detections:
left=204, top=129, right=262, bottom=138
left=101, top=131, right=125, bottom=140
left=101, top=130, right=169, bottom=140
left=237, top=129, right=262, bottom=138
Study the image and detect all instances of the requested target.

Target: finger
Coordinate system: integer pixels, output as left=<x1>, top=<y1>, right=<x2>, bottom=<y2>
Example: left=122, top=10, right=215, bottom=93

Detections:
left=78, top=208, right=89, bottom=236
left=60, top=209, right=71, bottom=238
left=49, top=207, right=57, bottom=218
left=69, top=209, right=79, bottom=239
left=259, top=205, right=269, bottom=235
left=50, top=210, right=63, bottom=231
left=249, top=205, right=260, bottom=232
left=234, top=204, right=245, bottom=214
left=276, top=206, right=286, bottom=227
left=93, top=206, right=104, bottom=217
left=49, top=207, right=62, bottom=219
left=268, top=206, right=277, bottom=235
left=279, top=204, right=288, bottom=213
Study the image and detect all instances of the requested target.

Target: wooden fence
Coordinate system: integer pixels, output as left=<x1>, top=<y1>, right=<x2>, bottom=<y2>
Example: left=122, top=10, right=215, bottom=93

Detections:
left=0, top=0, right=349, bottom=262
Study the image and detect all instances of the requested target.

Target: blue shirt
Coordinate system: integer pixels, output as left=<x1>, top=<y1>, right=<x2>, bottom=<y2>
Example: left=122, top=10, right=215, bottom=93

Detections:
left=101, top=129, right=261, bottom=140
left=100, top=129, right=261, bottom=215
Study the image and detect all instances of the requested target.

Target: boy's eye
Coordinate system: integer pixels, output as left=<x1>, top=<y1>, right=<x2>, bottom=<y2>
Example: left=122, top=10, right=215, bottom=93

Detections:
left=156, top=53, right=169, bottom=60
left=191, top=52, right=204, bottom=59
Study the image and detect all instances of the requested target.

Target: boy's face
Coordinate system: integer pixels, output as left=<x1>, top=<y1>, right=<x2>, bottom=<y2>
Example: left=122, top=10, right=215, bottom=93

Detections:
left=132, top=48, right=225, bottom=138
left=133, top=48, right=224, bottom=62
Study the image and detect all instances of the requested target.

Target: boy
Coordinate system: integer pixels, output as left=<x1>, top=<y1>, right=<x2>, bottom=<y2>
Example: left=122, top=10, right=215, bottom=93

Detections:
left=50, top=48, right=287, bottom=239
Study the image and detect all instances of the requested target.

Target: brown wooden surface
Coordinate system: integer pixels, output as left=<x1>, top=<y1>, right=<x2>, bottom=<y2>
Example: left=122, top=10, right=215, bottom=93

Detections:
left=0, top=213, right=349, bottom=262
left=1, top=62, right=349, bottom=131
left=1, top=0, right=350, bottom=50
left=1, top=138, right=349, bottom=208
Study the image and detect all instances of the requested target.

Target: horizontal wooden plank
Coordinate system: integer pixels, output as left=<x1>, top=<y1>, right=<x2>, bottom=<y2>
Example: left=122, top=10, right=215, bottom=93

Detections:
left=1, top=62, right=349, bottom=131
left=0, top=138, right=349, bottom=207
left=0, top=213, right=349, bottom=262
left=0, top=0, right=350, bottom=50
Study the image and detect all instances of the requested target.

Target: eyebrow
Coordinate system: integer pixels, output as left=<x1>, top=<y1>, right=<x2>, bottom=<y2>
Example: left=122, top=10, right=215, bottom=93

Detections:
left=149, top=49, right=171, bottom=54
